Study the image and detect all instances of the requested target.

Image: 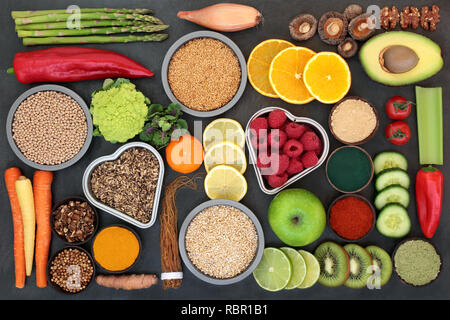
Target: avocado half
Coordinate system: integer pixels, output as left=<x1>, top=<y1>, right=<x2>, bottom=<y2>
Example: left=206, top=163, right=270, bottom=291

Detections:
left=359, top=31, right=443, bottom=86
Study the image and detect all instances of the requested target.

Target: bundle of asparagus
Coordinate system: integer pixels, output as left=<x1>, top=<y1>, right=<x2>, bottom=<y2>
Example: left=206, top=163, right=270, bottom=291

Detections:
left=11, top=8, right=169, bottom=46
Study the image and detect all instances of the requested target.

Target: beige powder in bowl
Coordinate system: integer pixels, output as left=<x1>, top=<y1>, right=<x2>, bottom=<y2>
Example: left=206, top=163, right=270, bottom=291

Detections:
left=330, top=98, right=377, bottom=143
left=168, top=38, right=241, bottom=112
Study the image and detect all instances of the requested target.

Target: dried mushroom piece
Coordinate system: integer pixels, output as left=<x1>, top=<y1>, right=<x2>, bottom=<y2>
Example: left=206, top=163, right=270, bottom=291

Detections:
left=380, top=6, right=400, bottom=30
left=420, top=5, right=440, bottom=31
left=337, top=38, right=358, bottom=58
left=400, top=6, right=420, bottom=29
left=289, top=14, right=317, bottom=41
left=90, top=147, right=160, bottom=224
left=343, top=4, right=363, bottom=21
left=318, top=11, right=348, bottom=45
left=53, top=200, right=96, bottom=243
left=349, top=13, right=375, bottom=41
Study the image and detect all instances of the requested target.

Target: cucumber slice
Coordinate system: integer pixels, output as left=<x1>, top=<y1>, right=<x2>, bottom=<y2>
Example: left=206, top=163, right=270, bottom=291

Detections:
left=375, top=169, right=410, bottom=191
left=373, top=152, right=408, bottom=175
left=374, top=185, right=410, bottom=210
left=376, top=204, right=411, bottom=238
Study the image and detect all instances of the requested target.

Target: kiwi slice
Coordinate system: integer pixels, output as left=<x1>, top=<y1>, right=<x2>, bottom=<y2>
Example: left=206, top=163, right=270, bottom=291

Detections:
left=366, top=245, right=393, bottom=287
left=344, top=244, right=373, bottom=289
left=314, top=242, right=349, bottom=287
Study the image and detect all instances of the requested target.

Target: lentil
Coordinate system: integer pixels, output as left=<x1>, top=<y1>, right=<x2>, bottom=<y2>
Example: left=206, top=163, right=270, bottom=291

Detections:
left=12, top=91, right=87, bottom=165
left=90, top=147, right=159, bottom=223
left=185, top=205, right=258, bottom=279
left=394, top=239, right=441, bottom=286
left=168, top=38, right=241, bottom=111
left=52, top=200, right=96, bottom=243
left=49, top=248, right=94, bottom=293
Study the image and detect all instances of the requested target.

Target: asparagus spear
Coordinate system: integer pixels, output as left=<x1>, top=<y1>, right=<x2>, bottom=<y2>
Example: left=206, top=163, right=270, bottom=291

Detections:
left=12, top=8, right=153, bottom=19
left=15, top=19, right=142, bottom=30
left=17, top=24, right=169, bottom=37
left=23, top=33, right=169, bottom=46
left=15, top=12, right=164, bottom=25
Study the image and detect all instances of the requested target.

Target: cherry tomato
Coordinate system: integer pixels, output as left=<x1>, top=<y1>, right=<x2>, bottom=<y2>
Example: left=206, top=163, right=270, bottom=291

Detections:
left=385, top=121, right=411, bottom=146
left=385, top=96, right=413, bottom=120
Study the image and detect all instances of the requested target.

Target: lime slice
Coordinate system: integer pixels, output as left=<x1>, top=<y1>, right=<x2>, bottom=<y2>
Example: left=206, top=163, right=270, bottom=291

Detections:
left=298, top=250, right=320, bottom=289
left=253, top=247, right=292, bottom=292
left=280, top=247, right=307, bottom=290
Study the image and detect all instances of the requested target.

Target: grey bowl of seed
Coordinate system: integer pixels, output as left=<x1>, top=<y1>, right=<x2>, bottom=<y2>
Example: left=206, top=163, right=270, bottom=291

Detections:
left=179, top=199, right=264, bottom=285
left=161, top=30, right=247, bottom=118
left=6, top=84, right=93, bottom=171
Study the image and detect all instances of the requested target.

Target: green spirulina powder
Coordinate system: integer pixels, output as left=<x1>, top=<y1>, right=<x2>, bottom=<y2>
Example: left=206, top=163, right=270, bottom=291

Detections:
left=394, top=240, right=441, bottom=286
left=327, top=147, right=372, bottom=192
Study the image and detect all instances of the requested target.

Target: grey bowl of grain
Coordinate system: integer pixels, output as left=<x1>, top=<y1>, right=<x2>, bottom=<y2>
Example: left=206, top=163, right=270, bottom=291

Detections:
left=161, top=31, right=247, bottom=118
left=179, top=199, right=264, bottom=285
left=6, top=84, right=92, bottom=171
left=82, top=142, right=164, bottom=229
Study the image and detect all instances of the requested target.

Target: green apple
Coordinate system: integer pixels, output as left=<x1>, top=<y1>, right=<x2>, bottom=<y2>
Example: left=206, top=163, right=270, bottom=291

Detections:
left=268, top=188, right=325, bottom=246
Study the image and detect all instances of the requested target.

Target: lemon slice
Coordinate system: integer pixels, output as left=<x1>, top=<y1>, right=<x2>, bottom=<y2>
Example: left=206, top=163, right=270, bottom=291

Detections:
left=204, top=165, right=247, bottom=201
left=203, top=118, right=245, bottom=151
left=253, top=247, right=292, bottom=292
left=204, top=141, right=247, bottom=174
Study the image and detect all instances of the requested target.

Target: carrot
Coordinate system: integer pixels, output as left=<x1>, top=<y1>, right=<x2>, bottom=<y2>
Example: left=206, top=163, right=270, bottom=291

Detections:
left=15, top=176, right=35, bottom=277
left=177, top=3, right=263, bottom=32
left=4, top=168, right=26, bottom=288
left=33, top=171, right=53, bottom=288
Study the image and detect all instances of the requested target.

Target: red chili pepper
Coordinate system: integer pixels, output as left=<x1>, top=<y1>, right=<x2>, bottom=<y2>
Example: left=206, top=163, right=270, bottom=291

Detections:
left=8, top=46, right=153, bottom=84
left=416, top=166, right=443, bottom=238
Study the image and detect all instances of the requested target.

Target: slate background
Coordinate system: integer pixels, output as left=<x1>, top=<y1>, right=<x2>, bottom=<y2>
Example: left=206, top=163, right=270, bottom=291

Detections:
left=0, top=0, right=448, bottom=300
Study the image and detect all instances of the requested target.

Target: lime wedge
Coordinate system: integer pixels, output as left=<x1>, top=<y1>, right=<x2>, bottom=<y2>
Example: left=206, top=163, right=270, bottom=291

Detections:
left=280, top=247, right=307, bottom=289
left=253, top=248, right=292, bottom=292
left=298, top=250, right=320, bottom=289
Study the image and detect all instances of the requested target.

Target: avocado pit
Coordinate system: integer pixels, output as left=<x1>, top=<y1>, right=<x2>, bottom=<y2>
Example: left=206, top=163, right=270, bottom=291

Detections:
left=379, top=45, right=419, bottom=74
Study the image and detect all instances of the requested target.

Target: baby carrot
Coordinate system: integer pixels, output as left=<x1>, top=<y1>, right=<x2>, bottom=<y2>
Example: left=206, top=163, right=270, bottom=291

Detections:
left=4, top=168, right=26, bottom=288
left=33, top=171, right=53, bottom=288
left=15, top=176, right=35, bottom=277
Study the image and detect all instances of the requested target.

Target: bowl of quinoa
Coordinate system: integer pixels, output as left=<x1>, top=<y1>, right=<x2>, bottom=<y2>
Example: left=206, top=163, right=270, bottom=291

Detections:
left=179, top=199, right=264, bottom=285
left=6, top=84, right=92, bottom=171
left=162, top=31, right=247, bottom=117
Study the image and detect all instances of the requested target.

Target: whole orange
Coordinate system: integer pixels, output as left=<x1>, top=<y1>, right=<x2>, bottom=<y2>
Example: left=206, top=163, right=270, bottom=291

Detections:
left=165, top=134, right=203, bottom=173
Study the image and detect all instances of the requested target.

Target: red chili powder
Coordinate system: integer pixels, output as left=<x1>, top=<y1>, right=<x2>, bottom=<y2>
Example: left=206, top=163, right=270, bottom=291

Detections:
left=329, top=197, right=373, bottom=240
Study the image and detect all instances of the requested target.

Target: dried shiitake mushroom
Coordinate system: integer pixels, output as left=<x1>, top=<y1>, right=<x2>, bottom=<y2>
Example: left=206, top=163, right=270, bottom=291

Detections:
left=337, top=37, right=358, bottom=58
left=289, top=14, right=318, bottom=41
left=318, top=11, right=348, bottom=45
left=344, top=4, right=363, bottom=21
left=349, top=13, right=375, bottom=41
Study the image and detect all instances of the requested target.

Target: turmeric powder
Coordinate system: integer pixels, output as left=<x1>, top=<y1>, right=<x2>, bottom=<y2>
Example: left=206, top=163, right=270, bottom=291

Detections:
left=93, top=226, right=140, bottom=272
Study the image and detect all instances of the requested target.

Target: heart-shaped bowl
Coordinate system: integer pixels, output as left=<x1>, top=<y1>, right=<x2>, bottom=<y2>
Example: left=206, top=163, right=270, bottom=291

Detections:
left=245, top=107, right=330, bottom=195
left=82, top=142, right=164, bottom=229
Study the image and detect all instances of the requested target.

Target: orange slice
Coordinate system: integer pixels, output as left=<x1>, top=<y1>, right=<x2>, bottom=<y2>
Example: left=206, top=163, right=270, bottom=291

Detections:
left=303, top=52, right=351, bottom=104
left=247, top=39, right=295, bottom=98
left=269, top=47, right=316, bottom=104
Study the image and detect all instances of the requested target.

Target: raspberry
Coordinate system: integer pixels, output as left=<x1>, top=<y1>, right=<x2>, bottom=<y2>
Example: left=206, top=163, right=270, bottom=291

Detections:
left=250, top=117, right=268, bottom=133
left=268, top=110, right=287, bottom=129
left=250, top=131, right=268, bottom=150
left=267, top=172, right=288, bottom=188
left=274, top=154, right=290, bottom=175
left=286, top=157, right=304, bottom=175
left=268, top=130, right=287, bottom=150
left=285, top=122, right=308, bottom=139
left=301, top=151, right=319, bottom=168
left=256, top=151, right=271, bottom=169
left=283, top=139, right=304, bottom=158
left=300, top=131, right=321, bottom=151
left=314, top=138, right=323, bottom=157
